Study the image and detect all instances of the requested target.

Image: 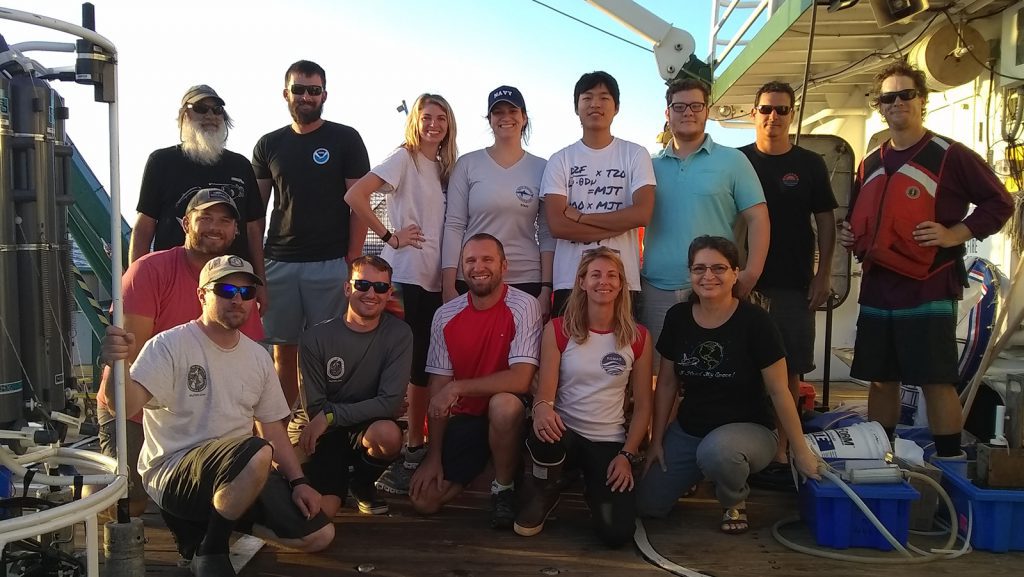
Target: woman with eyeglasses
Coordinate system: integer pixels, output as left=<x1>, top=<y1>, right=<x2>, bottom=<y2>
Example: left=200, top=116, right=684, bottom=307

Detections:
left=441, top=86, right=553, bottom=317
left=515, top=247, right=652, bottom=547
left=636, top=235, right=820, bottom=535
left=345, top=93, right=458, bottom=495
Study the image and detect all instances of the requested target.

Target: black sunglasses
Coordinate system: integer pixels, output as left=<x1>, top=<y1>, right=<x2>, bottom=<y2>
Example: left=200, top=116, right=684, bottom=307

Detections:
left=669, top=102, right=706, bottom=113
left=755, top=105, right=791, bottom=116
left=188, top=103, right=224, bottom=116
left=289, top=84, right=324, bottom=96
left=878, top=89, right=919, bottom=104
left=209, top=283, right=257, bottom=301
left=351, top=279, right=391, bottom=294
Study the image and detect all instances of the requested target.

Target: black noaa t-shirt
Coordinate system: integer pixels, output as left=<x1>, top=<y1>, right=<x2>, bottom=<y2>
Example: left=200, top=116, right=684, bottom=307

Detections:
left=252, top=121, right=370, bottom=262
left=657, top=300, right=785, bottom=437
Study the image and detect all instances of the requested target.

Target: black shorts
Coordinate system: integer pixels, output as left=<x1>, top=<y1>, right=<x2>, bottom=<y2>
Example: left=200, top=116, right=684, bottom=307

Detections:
left=303, top=419, right=394, bottom=496
left=751, top=288, right=816, bottom=375
left=160, top=436, right=329, bottom=540
left=98, top=419, right=147, bottom=502
left=851, top=300, right=960, bottom=386
left=441, top=415, right=492, bottom=487
left=393, top=282, right=442, bottom=387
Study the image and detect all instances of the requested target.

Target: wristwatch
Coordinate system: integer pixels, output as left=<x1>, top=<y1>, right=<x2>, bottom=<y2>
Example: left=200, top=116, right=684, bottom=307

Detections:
left=289, top=476, right=310, bottom=489
left=618, top=450, right=644, bottom=466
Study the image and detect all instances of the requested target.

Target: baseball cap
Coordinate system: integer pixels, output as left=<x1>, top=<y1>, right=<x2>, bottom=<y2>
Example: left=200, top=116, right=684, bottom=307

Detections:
left=200, top=255, right=264, bottom=287
left=488, top=85, right=526, bottom=112
left=185, top=188, right=239, bottom=220
left=181, top=84, right=225, bottom=107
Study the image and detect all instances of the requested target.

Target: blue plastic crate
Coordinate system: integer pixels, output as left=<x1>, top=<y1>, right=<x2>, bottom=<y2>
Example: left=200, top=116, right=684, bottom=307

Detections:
left=933, top=459, right=1024, bottom=552
left=799, top=477, right=919, bottom=551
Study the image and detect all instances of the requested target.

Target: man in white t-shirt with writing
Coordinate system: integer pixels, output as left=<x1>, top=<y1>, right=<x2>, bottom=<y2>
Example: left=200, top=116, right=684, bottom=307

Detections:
left=541, top=70, right=656, bottom=317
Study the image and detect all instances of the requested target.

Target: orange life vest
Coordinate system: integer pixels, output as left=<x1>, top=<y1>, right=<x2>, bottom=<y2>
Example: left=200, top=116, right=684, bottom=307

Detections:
left=849, top=134, right=958, bottom=280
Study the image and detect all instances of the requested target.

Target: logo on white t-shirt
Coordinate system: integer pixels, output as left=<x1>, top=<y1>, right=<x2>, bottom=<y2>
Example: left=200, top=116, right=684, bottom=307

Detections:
left=313, top=148, right=330, bottom=165
left=187, top=365, right=208, bottom=393
left=326, top=356, right=345, bottom=380
left=514, top=185, right=535, bottom=206
left=601, top=352, right=627, bottom=376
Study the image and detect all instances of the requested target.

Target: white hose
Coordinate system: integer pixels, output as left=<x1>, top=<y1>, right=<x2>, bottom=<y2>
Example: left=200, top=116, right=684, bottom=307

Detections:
left=0, top=445, right=118, bottom=486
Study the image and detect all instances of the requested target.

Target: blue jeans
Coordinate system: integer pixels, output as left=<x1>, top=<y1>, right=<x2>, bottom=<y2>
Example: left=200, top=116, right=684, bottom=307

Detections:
left=637, top=421, right=776, bottom=517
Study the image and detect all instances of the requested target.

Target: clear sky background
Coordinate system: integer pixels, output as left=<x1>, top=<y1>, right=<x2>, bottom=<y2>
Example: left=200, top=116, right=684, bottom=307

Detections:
left=3, top=0, right=754, bottom=220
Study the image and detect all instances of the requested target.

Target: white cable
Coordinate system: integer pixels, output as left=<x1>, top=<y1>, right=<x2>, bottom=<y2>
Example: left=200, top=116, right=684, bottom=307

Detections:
left=633, top=519, right=714, bottom=577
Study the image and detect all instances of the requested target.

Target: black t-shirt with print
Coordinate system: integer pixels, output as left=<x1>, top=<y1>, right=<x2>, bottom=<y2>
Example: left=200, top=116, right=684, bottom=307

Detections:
left=252, top=121, right=370, bottom=262
left=136, top=146, right=263, bottom=259
left=657, top=300, right=785, bottom=437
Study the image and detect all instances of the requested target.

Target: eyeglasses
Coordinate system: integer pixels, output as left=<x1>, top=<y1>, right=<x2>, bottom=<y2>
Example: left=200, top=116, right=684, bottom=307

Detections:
left=669, top=102, right=706, bottom=114
left=188, top=103, right=224, bottom=116
left=878, top=89, right=919, bottom=104
left=689, top=264, right=732, bottom=276
left=351, top=279, right=391, bottom=294
left=208, top=283, right=257, bottom=301
left=289, top=84, right=324, bottom=96
left=755, top=104, right=791, bottom=116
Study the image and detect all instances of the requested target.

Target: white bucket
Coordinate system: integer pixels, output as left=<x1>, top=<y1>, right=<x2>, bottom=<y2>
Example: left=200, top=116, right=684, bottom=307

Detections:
left=803, top=421, right=892, bottom=460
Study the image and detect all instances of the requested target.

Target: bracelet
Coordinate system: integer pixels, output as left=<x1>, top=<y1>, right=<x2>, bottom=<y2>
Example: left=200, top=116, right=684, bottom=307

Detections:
left=380, top=230, right=393, bottom=244
left=540, top=282, right=553, bottom=289
left=323, top=408, right=334, bottom=426
left=532, top=399, right=554, bottom=411
left=289, top=476, right=310, bottom=489
left=575, top=212, right=583, bottom=224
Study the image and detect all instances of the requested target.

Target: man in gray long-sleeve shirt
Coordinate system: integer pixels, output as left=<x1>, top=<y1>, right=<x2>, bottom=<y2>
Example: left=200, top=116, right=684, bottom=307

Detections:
left=294, top=254, right=413, bottom=517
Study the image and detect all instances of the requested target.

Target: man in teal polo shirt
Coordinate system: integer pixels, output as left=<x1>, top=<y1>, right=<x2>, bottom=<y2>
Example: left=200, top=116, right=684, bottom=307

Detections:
left=641, top=78, right=769, bottom=353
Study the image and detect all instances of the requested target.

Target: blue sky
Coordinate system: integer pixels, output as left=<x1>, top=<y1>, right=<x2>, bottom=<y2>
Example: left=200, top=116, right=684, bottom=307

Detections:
left=3, top=0, right=755, bottom=218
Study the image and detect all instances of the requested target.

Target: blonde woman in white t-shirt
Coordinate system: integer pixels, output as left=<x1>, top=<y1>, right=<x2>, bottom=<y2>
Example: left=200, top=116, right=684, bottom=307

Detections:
left=514, top=247, right=652, bottom=547
left=345, top=93, right=458, bottom=495
left=441, top=85, right=554, bottom=319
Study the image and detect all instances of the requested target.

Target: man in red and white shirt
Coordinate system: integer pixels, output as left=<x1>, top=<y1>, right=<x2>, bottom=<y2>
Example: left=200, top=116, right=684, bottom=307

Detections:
left=409, top=233, right=542, bottom=529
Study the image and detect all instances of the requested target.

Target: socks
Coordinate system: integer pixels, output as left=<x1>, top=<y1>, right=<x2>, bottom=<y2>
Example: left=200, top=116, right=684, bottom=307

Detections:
left=407, top=444, right=425, bottom=454
left=196, top=509, right=234, bottom=556
left=933, top=433, right=962, bottom=458
left=491, top=479, right=514, bottom=495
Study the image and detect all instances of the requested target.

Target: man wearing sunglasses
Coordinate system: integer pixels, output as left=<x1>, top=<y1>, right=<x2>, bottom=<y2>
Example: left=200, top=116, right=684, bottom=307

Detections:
left=642, top=78, right=767, bottom=363
left=96, top=188, right=265, bottom=521
left=252, top=60, right=371, bottom=414
left=130, top=85, right=265, bottom=289
left=291, top=255, right=412, bottom=518
left=839, top=61, right=1012, bottom=463
left=740, top=81, right=838, bottom=469
left=102, top=255, right=333, bottom=576
left=409, top=234, right=543, bottom=530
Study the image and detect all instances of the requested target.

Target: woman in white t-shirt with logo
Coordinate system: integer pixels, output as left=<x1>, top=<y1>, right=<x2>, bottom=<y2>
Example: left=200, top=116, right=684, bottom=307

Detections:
left=345, top=93, right=458, bottom=494
left=441, top=85, right=553, bottom=318
left=514, top=247, right=652, bottom=547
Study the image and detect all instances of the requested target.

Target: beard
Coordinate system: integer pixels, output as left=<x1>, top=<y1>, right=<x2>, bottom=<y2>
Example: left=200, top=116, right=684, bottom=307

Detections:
left=181, top=119, right=227, bottom=166
left=289, top=99, right=323, bottom=125
left=467, top=275, right=502, bottom=298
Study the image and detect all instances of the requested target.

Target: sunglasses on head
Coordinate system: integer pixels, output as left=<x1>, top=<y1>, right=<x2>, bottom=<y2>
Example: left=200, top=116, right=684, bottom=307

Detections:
left=208, top=282, right=257, bottom=301
left=669, top=102, right=706, bottom=114
left=755, top=104, right=791, bottom=116
left=188, top=103, right=224, bottom=116
left=351, top=279, right=391, bottom=294
left=878, top=89, right=919, bottom=104
left=289, top=84, right=324, bottom=96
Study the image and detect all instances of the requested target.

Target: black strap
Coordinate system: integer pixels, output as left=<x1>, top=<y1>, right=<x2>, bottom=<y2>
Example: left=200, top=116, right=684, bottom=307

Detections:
left=73, top=475, right=84, bottom=501
left=22, top=469, right=36, bottom=498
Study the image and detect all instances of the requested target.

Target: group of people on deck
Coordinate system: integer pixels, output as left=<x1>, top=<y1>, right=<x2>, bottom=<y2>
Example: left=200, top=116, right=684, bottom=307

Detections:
left=97, top=58, right=1012, bottom=576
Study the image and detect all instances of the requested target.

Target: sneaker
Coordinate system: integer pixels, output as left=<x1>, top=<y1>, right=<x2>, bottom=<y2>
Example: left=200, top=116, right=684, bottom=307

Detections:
left=353, top=491, right=390, bottom=515
left=490, top=488, right=515, bottom=529
left=375, top=445, right=425, bottom=495
left=190, top=552, right=235, bottom=577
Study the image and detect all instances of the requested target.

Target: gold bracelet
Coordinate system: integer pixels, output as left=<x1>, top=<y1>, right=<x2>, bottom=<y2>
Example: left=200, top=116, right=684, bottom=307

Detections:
left=532, top=399, right=554, bottom=411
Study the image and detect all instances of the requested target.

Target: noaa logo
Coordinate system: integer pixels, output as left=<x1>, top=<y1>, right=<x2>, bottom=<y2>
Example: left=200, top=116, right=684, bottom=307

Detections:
left=514, top=186, right=535, bottom=204
left=326, top=356, right=345, bottom=380
left=312, top=148, right=330, bottom=165
left=187, top=365, right=208, bottom=393
left=601, top=352, right=627, bottom=376
left=905, top=186, right=921, bottom=199
left=228, top=256, right=243, bottom=267
left=781, top=173, right=800, bottom=187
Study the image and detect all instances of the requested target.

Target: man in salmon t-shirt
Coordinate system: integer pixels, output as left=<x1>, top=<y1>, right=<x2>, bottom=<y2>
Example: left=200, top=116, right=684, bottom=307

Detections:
left=97, top=188, right=264, bottom=518
left=409, top=234, right=542, bottom=530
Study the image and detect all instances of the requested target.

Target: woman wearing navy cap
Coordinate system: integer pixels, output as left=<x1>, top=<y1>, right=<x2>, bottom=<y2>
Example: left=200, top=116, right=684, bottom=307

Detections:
left=441, top=85, right=553, bottom=318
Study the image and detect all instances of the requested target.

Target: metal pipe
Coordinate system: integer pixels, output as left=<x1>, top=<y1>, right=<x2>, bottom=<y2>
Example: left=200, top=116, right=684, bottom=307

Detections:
left=714, top=0, right=768, bottom=66
left=0, top=7, right=115, bottom=53
left=9, top=41, right=76, bottom=53
left=794, top=1, right=818, bottom=147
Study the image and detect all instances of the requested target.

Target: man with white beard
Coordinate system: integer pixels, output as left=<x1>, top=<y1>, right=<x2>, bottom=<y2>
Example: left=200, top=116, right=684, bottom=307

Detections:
left=129, top=85, right=266, bottom=288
